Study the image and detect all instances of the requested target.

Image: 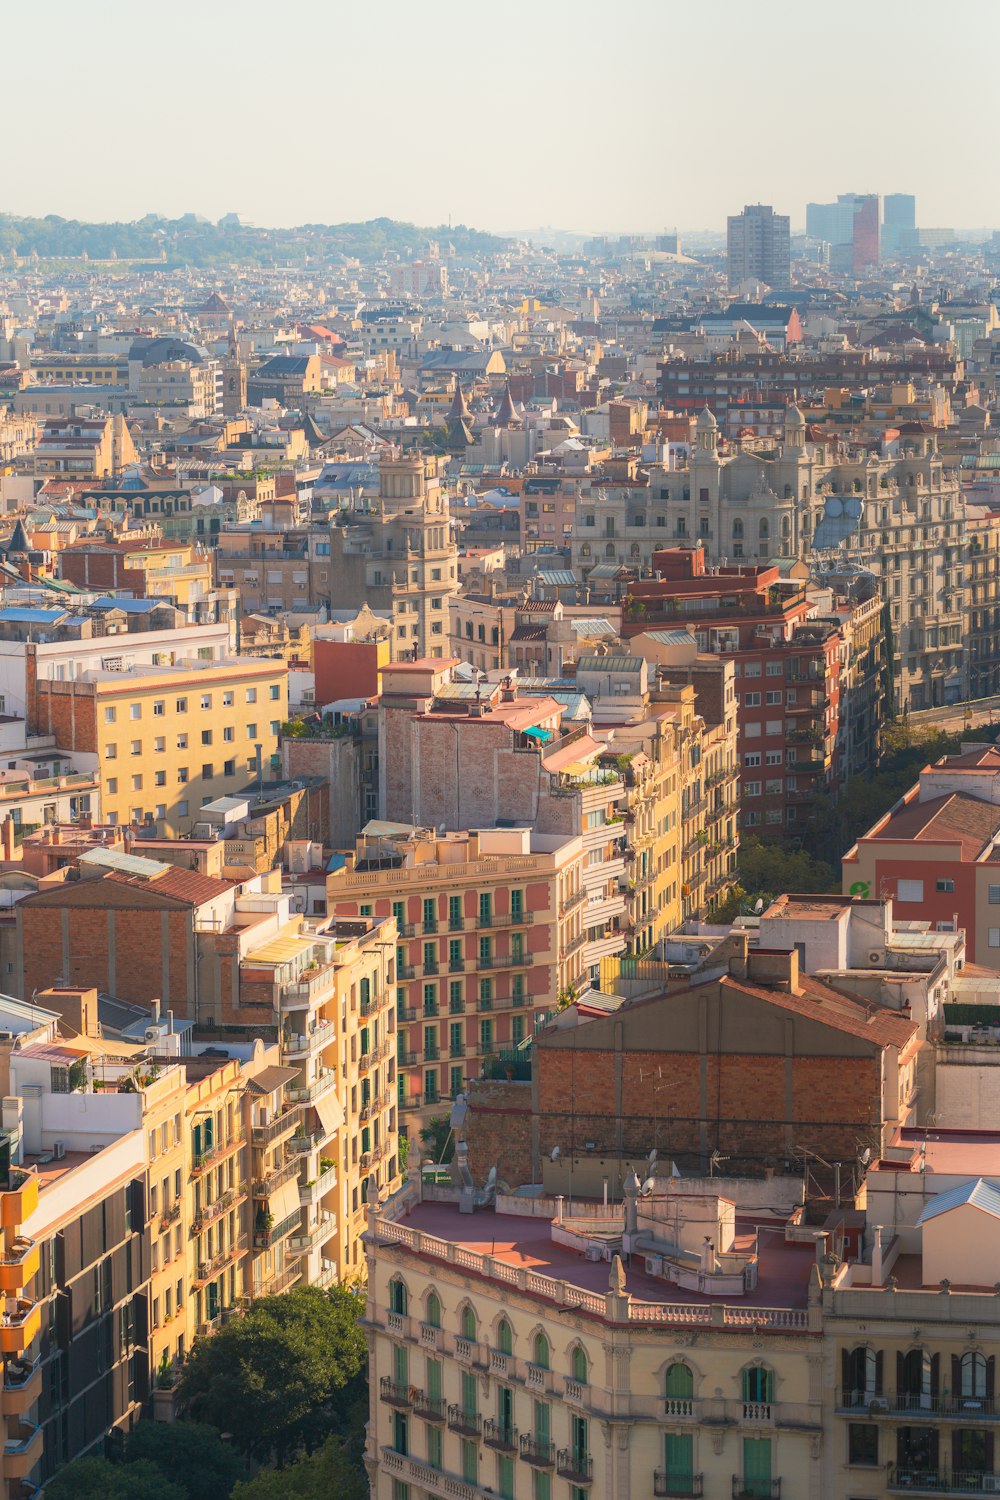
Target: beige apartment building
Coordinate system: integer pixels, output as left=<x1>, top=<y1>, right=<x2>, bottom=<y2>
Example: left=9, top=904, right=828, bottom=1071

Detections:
left=29, top=654, right=288, bottom=834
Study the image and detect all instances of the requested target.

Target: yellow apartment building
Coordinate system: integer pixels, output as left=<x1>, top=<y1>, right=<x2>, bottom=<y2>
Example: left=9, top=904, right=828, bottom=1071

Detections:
left=183, top=1057, right=250, bottom=1343
left=30, top=655, right=288, bottom=834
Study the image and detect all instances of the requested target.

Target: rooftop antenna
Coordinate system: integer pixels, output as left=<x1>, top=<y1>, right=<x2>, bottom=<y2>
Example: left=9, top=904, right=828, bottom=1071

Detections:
left=709, top=1149, right=729, bottom=1177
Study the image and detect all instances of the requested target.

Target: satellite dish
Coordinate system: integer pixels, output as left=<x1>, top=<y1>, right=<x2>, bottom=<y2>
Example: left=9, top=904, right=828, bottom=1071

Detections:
left=550, top=1145, right=561, bottom=1161
left=860, top=1147, right=872, bottom=1166
left=753, top=898, right=765, bottom=915
left=648, top=1148, right=657, bottom=1165
left=641, top=1177, right=656, bottom=1195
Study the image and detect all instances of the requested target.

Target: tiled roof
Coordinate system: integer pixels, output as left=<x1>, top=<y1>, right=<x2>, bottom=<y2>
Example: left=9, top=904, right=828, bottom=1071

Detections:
left=870, top=791, right=1000, bottom=860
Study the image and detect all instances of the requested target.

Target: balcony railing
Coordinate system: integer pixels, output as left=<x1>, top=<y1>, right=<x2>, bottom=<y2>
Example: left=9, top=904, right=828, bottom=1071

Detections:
left=412, top=1390, right=446, bottom=1422
left=664, top=1397, right=695, bottom=1418
left=480, top=911, right=535, bottom=928
left=254, top=1210, right=300, bottom=1251
left=289, top=1069, right=337, bottom=1106
left=447, top=1404, right=481, bottom=1437
left=300, top=1162, right=338, bottom=1204
left=193, top=1183, right=247, bottom=1234
left=250, top=1112, right=299, bottom=1149
left=192, top=1132, right=245, bottom=1173
left=252, top=1158, right=299, bottom=1199
left=520, top=1434, right=555, bottom=1467
left=477, top=952, right=534, bottom=972
left=886, top=1472, right=997, bottom=1495
left=194, top=1234, right=247, bottom=1286
left=655, top=1475, right=703, bottom=1498
left=283, top=1018, right=336, bottom=1057
left=732, top=1480, right=780, bottom=1499
left=557, top=1450, right=593, bottom=1484
left=483, top=1418, right=518, bottom=1452
left=840, top=1390, right=1000, bottom=1418
left=379, top=1377, right=411, bottom=1408
left=252, top=1263, right=301, bottom=1298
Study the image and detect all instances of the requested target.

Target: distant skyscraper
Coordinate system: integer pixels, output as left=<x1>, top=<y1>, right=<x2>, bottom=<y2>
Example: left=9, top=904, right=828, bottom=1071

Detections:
left=805, top=193, right=879, bottom=274
left=726, top=204, right=790, bottom=289
left=883, top=193, right=917, bottom=254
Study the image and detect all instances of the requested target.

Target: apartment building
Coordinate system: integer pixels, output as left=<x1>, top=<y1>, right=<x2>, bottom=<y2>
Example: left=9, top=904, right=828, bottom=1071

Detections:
left=843, top=743, right=1000, bottom=968
left=575, top=409, right=966, bottom=714
left=58, top=537, right=217, bottom=616
left=625, top=549, right=843, bottom=838
left=31, top=413, right=137, bottom=479
left=328, top=828, right=585, bottom=1129
left=967, top=504, right=1000, bottom=700
left=365, top=1167, right=824, bottom=1500
left=28, top=653, right=287, bottom=833
left=726, top=204, right=791, bottom=289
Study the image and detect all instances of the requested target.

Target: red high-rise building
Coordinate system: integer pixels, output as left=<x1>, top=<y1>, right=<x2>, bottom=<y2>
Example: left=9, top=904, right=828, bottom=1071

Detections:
left=852, top=193, right=880, bottom=273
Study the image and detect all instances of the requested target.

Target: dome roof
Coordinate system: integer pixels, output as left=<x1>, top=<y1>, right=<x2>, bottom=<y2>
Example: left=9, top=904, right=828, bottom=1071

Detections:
left=696, top=405, right=718, bottom=429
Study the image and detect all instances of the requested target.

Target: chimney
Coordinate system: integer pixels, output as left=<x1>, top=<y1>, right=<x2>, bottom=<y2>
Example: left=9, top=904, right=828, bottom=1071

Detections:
left=746, top=947, right=800, bottom=994
left=0, top=816, right=17, bottom=862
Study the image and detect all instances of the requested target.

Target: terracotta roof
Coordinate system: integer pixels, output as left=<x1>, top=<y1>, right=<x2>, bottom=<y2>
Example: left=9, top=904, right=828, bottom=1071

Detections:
left=723, top=973, right=918, bottom=1048
left=935, top=746, right=1000, bottom=773
left=870, top=791, right=1000, bottom=860
left=106, top=865, right=235, bottom=906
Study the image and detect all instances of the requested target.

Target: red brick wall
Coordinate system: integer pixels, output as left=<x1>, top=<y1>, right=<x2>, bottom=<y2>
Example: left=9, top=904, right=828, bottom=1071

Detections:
left=463, top=1078, right=533, bottom=1187
left=20, top=903, right=194, bottom=1012
left=535, top=1042, right=881, bottom=1170
left=28, top=677, right=98, bottom=749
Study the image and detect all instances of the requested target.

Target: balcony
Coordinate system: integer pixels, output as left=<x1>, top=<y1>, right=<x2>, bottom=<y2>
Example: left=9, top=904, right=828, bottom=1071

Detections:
left=665, top=1397, right=695, bottom=1419
left=0, top=1300, right=40, bottom=1355
left=397, top=1049, right=418, bottom=1068
left=289, top=1069, right=338, bottom=1107
left=360, top=1092, right=390, bottom=1123
left=557, top=1449, right=594, bottom=1485
left=283, top=963, right=336, bottom=1006
left=3, top=1420, right=42, bottom=1480
left=0, top=1238, right=39, bottom=1295
left=288, top=1131, right=323, bottom=1155
left=477, top=952, right=534, bottom=972
left=480, top=911, right=535, bottom=928
left=193, top=1183, right=247, bottom=1235
left=289, top=1213, right=336, bottom=1254
left=253, top=1263, right=301, bottom=1298
left=0, top=1171, right=38, bottom=1231
left=397, top=964, right=416, bottom=980
left=412, top=1390, right=446, bottom=1422
left=254, top=1211, right=299, bottom=1251
left=840, top=1391, right=1000, bottom=1420
left=252, top=1158, right=299, bottom=1199
left=886, top=1472, right=998, bottom=1495
left=2, top=1357, right=41, bottom=1418
left=300, top=1162, right=338, bottom=1204
left=520, top=1434, right=555, bottom=1467
left=378, top=1376, right=412, bottom=1409
left=283, top=1018, right=336, bottom=1058
left=656, top=1476, right=703, bottom=1498
left=483, top=1419, right=518, bottom=1453
left=361, top=989, right=390, bottom=1018
left=447, top=1404, right=481, bottom=1437
left=359, top=1040, right=390, bottom=1074
left=732, top=1481, right=780, bottom=1499
left=194, top=1234, right=247, bottom=1285
left=193, top=1131, right=246, bottom=1171
left=560, top=890, right=587, bottom=916
left=742, top=1401, right=772, bottom=1422
left=250, top=1111, right=299, bottom=1149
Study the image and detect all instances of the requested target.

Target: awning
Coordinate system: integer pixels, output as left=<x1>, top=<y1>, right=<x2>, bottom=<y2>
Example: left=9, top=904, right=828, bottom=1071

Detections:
left=267, top=1176, right=301, bottom=1226
left=313, top=1088, right=345, bottom=1139
left=524, top=726, right=553, bottom=743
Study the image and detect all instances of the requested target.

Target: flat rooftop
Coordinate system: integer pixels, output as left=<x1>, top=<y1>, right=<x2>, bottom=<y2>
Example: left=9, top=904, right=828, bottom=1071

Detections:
left=387, top=1202, right=816, bottom=1314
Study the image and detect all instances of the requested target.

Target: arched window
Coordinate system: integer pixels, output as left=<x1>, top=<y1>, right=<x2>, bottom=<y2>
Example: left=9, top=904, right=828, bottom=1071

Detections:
left=781, top=515, right=791, bottom=538
left=842, top=1346, right=880, bottom=1407
left=497, top=1318, right=513, bottom=1356
left=630, top=542, right=641, bottom=557
left=581, top=544, right=591, bottom=558
left=732, top=519, right=744, bottom=540
left=758, top=517, right=770, bottom=541
left=742, top=1365, right=774, bottom=1407
left=665, top=1362, right=694, bottom=1412
left=533, top=1333, right=550, bottom=1369
left=783, top=484, right=792, bottom=498
left=959, top=1351, right=990, bottom=1398
left=900, top=1349, right=937, bottom=1406
left=389, top=1279, right=407, bottom=1316
left=572, top=1346, right=589, bottom=1384
left=605, top=543, right=616, bottom=558
left=683, top=486, right=690, bottom=501
left=461, top=1305, right=477, bottom=1341
left=426, top=1292, right=441, bottom=1329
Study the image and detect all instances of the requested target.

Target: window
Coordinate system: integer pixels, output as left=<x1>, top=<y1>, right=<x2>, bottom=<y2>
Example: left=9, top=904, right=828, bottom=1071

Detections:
left=744, top=753, right=761, bottom=768
left=154, top=737, right=165, bottom=753
left=936, top=878, right=955, bottom=893
left=269, top=684, right=280, bottom=700
left=178, top=767, right=188, bottom=783
left=389, top=1279, right=408, bottom=1316
left=130, top=740, right=141, bottom=756
left=247, top=723, right=257, bottom=739
left=572, top=1346, right=588, bottom=1384
left=461, top=1306, right=477, bottom=1341
left=177, top=733, right=188, bottom=750
left=246, top=688, right=257, bottom=704
left=426, top=1292, right=441, bottom=1329
left=222, top=691, right=233, bottom=707
left=104, top=707, right=116, bottom=723
left=175, top=697, right=187, bottom=712
left=153, top=701, right=164, bottom=716
left=744, top=692, right=761, bottom=707
left=533, top=1333, right=549, bottom=1370
left=155, top=771, right=166, bottom=787
left=223, top=726, right=235, bottom=742
left=663, top=1433, right=694, bottom=1493
left=897, top=879, right=924, bottom=903
left=105, top=744, right=117, bottom=760
left=201, top=730, right=213, bottom=746
left=989, top=885, right=1000, bottom=905
left=848, top=1424, right=879, bottom=1466
left=202, top=763, right=213, bottom=779
left=224, top=760, right=236, bottom=778
left=130, top=703, right=141, bottom=720
left=497, top=1318, right=513, bottom=1356
left=200, top=695, right=212, bottom=710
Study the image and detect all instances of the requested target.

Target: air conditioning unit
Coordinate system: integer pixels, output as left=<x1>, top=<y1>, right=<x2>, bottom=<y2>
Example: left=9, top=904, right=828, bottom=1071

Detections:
left=584, top=1245, right=604, bottom=1263
left=644, top=1254, right=664, bottom=1277
left=980, top=1477, right=1000, bottom=1494
left=868, top=951, right=883, bottom=965
left=52, top=1140, right=65, bottom=1160
left=868, top=1396, right=888, bottom=1414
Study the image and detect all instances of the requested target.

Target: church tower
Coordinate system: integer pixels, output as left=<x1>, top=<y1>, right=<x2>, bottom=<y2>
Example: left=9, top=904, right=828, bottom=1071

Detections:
left=222, top=321, right=247, bottom=418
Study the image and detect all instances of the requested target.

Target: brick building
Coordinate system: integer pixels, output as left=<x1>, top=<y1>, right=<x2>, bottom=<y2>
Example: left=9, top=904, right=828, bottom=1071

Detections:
left=626, top=548, right=843, bottom=837
left=530, top=945, right=918, bottom=1175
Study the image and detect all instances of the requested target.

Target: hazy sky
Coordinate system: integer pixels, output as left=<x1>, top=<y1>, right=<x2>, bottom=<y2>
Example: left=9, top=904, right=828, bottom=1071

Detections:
left=7, top=0, right=997, bottom=233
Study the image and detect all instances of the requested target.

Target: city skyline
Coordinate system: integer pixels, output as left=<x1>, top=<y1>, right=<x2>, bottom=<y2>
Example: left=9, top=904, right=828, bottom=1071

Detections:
left=4, top=0, right=995, bottom=234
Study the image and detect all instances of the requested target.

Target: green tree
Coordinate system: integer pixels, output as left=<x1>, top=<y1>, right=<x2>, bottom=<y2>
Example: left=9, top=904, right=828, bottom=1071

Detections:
left=736, top=836, right=834, bottom=898
left=125, top=1420, right=248, bottom=1500
left=46, top=1458, right=186, bottom=1500
left=419, top=1114, right=453, bottom=1164
left=180, top=1286, right=366, bottom=1462
left=231, top=1436, right=367, bottom=1500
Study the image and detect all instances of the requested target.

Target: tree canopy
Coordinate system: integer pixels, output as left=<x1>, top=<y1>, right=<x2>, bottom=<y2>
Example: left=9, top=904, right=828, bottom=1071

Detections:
left=125, top=1419, right=248, bottom=1500
left=180, top=1285, right=366, bottom=1462
left=231, top=1436, right=367, bottom=1500
left=46, top=1457, right=187, bottom=1500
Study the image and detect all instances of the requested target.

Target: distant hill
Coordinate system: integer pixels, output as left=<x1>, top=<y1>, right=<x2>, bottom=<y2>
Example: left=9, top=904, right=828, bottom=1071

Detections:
left=0, top=213, right=511, bottom=267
